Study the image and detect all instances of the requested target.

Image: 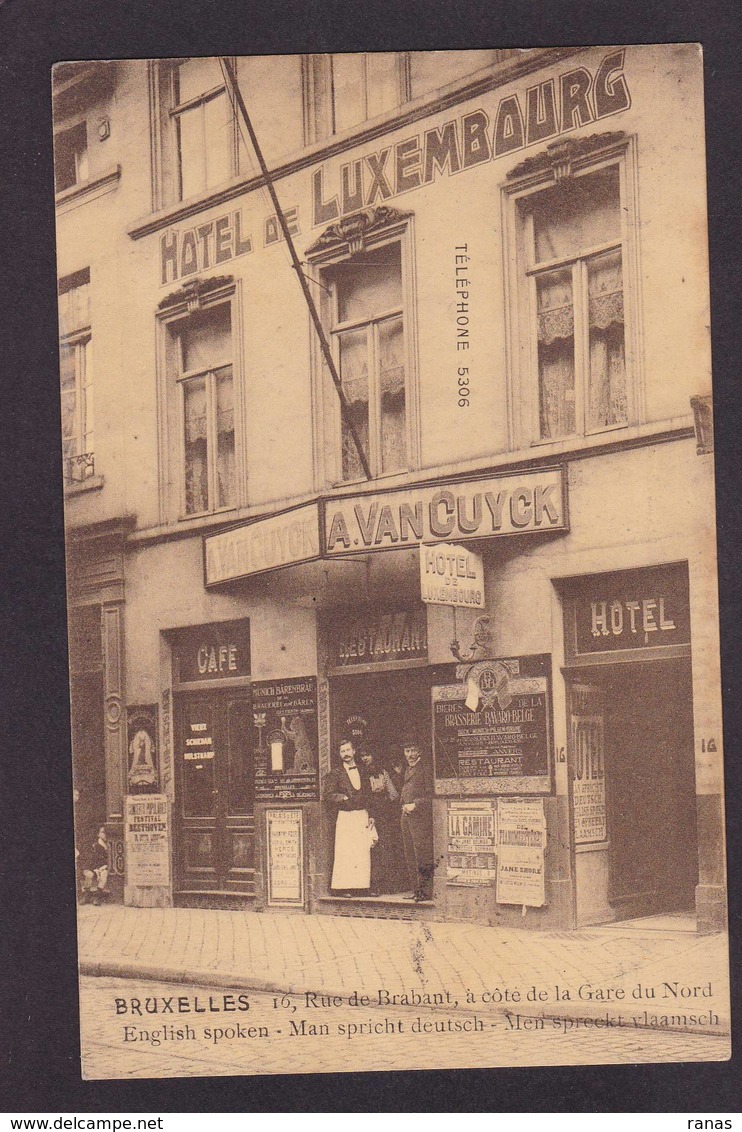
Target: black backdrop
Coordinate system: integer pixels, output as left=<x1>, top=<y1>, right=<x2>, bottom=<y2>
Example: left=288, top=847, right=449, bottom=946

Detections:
left=1, top=0, right=741, bottom=1113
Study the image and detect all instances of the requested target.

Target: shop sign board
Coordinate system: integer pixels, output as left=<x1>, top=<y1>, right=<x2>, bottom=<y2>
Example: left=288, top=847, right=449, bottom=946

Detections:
left=433, top=655, right=552, bottom=795
left=446, top=800, right=497, bottom=885
left=419, top=542, right=484, bottom=609
left=204, top=502, right=321, bottom=586
left=266, top=808, right=304, bottom=906
left=125, top=794, right=169, bottom=887
left=495, top=798, right=546, bottom=906
left=252, top=677, right=319, bottom=802
left=568, top=563, right=690, bottom=657
left=323, top=467, right=566, bottom=557
left=171, top=619, right=250, bottom=684
left=326, top=607, right=428, bottom=672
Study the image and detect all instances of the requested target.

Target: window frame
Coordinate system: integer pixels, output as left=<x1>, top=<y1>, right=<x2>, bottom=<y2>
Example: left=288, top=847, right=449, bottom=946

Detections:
left=303, top=53, right=410, bottom=145
left=502, top=135, right=643, bottom=451
left=307, top=213, right=419, bottom=487
left=157, top=281, right=245, bottom=523
left=54, top=120, right=89, bottom=195
left=151, top=58, right=240, bottom=210
left=58, top=270, right=94, bottom=481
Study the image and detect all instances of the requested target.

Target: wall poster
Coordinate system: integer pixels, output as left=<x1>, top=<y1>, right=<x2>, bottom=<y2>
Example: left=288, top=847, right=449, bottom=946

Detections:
left=446, top=800, right=497, bottom=885
left=265, top=808, right=305, bottom=907
left=124, top=794, right=169, bottom=887
left=495, top=798, right=547, bottom=907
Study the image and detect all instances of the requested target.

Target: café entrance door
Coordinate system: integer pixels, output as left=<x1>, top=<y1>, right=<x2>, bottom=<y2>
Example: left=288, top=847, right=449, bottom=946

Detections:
left=174, top=690, right=255, bottom=896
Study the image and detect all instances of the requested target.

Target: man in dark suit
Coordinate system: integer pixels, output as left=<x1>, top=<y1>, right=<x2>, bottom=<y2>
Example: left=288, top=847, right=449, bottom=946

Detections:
left=399, top=740, right=434, bottom=902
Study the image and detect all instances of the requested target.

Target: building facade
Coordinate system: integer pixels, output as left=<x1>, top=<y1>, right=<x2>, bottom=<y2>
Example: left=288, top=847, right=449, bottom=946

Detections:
left=55, top=45, right=726, bottom=932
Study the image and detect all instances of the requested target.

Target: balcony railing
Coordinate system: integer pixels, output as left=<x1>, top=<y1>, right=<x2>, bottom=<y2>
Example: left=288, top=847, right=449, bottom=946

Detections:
left=65, top=452, right=95, bottom=483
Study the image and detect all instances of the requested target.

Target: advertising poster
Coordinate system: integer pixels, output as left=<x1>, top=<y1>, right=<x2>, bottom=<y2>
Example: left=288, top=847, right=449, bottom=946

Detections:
left=252, top=677, right=319, bottom=801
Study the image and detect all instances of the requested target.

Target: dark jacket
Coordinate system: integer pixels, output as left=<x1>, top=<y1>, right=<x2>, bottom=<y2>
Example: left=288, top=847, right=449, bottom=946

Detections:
left=400, top=759, right=432, bottom=820
left=323, top=764, right=372, bottom=813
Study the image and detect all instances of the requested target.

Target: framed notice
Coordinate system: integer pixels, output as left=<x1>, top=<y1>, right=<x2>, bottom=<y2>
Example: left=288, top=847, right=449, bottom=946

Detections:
left=265, top=808, right=305, bottom=907
left=433, top=654, right=553, bottom=795
left=124, top=795, right=169, bottom=887
left=252, top=677, right=319, bottom=801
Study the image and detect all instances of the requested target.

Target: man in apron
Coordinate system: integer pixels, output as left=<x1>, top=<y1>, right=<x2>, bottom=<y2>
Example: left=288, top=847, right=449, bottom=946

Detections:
left=323, top=737, right=374, bottom=896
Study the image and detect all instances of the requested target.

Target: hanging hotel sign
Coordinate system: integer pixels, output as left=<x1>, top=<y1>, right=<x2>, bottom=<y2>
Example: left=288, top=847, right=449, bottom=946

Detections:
left=326, top=607, right=428, bottom=672
left=205, top=502, right=321, bottom=586
left=324, top=467, right=566, bottom=557
left=419, top=543, right=484, bottom=608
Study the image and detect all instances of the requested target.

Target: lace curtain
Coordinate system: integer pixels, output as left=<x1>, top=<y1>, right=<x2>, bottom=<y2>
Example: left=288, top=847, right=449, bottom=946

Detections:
left=587, top=251, right=626, bottom=428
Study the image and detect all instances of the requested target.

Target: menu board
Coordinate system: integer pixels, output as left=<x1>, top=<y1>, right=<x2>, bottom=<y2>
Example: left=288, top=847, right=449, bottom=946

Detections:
left=252, top=677, right=319, bottom=801
left=433, top=656, right=552, bottom=795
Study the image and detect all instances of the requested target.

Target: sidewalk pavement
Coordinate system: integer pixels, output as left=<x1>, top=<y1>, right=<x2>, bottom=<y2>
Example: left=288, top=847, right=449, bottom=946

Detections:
left=78, top=905, right=730, bottom=1038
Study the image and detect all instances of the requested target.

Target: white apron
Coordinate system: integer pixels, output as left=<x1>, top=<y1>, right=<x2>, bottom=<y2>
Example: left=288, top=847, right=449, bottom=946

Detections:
left=331, top=809, right=371, bottom=890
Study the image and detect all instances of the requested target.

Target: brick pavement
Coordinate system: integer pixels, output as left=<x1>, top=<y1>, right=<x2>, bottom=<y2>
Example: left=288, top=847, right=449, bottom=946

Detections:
left=77, top=905, right=730, bottom=1037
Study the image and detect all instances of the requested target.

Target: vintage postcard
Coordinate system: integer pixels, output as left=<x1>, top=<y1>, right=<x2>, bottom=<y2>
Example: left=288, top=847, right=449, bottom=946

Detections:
left=54, top=45, right=730, bottom=1078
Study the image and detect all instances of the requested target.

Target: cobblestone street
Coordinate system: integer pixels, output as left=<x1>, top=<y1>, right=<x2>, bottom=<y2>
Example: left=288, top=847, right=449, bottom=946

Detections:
left=79, top=976, right=731, bottom=1079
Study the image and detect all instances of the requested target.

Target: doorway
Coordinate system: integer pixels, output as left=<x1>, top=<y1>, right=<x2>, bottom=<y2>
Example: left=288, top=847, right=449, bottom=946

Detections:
left=570, top=658, right=698, bottom=924
left=174, top=689, right=254, bottom=896
left=331, top=667, right=433, bottom=896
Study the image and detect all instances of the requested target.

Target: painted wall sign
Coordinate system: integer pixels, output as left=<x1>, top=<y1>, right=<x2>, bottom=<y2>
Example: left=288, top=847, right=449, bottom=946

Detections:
left=420, top=542, right=484, bottom=608
left=433, top=654, right=552, bottom=795
left=568, top=563, right=690, bottom=657
left=495, top=798, right=546, bottom=907
left=266, top=808, right=305, bottom=906
left=252, top=677, right=319, bottom=802
left=326, top=607, right=428, bottom=672
left=126, top=705, right=159, bottom=792
left=171, top=620, right=250, bottom=683
left=324, top=468, right=566, bottom=557
left=446, top=800, right=497, bottom=885
left=159, top=205, right=301, bottom=285
left=312, top=51, right=631, bottom=225
left=125, top=795, right=169, bottom=887
left=205, top=503, right=321, bottom=586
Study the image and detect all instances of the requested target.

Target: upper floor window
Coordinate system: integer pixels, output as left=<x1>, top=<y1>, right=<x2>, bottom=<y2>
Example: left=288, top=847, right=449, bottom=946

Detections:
left=304, top=50, right=522, bottom=145
left=505, top=136, right=638, bottom=446
left=165, top=299, right=236, bottom=516
left=308, top=208, right=417, bottom=485
left=54, top=121, right=88, bottom=194
left=171, top=58, right=236, bottom=200
left=305, top=53, right=407, bottom=143
left=58, top=269, right=94, bottom=481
